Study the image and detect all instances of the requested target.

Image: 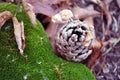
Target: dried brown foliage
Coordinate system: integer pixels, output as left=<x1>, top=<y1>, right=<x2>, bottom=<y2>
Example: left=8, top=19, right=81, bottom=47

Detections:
left=22, top=0, right=37, bottom=26
left=0, top=10, right=26, bottom=55
left=72, top=6, right=101, bottom=19
left=0, top=11, right=12, bottom=29
left=12, top=16, right=25, bottom=55
left=1, top=1, right=120, bottom=79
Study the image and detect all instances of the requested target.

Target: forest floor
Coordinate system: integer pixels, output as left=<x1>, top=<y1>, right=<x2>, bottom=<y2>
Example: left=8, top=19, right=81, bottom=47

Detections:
left=74, top=0, right=120, bottom=80
left=0, top=0, right=120, bottom=80
left=31, top=0, right=120, bottom=79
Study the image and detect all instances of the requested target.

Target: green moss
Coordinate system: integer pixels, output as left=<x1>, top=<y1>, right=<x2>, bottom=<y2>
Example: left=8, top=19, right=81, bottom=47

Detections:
left=0, top=3, right=95, bottom=80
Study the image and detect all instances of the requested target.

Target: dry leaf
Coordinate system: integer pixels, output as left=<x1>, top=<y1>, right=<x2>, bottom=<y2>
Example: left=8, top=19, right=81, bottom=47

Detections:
left=85, top=17, right=102, bottom=49
left=116, top=0, right=120, bottom=8
left=20, top=21, right=26, bottom=50
left=26, top=0, right=73, bottom=17
left=27, top=0, right=74, bottom=6
left=0, top=11, right=12, bottom=29
left=85, top=31, right=93, bottom=42
left=85, top=45, right=102, bottom=69
left=72, top=6, right=101, bottom=19
left=86, top=35, right=102, bottom=69
left=83, top=17, right=96, bottom=47
left=82, top=16, right=103, bottom=69
left=12, top=16, right=25, bottom=55
left=22, top=0, right=37, bottom=27
left=29, top=1, right=56, bottom=17
left=27, top=0, right=66, bottom=5
left=90, top=0, right=97, bottom=3
left=84, top=39, right=102, bottom=69
left=46, top=22, right=61, bottom=52
left=50, top=0, right=74, bottom=5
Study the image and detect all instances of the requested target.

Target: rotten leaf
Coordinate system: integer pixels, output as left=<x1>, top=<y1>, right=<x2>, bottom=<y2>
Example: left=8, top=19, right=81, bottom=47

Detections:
left=0, top=11, right=12, bottom=29
left=29, top=1, right=56, bottom=17
left=12, top=16, right=25, bottom=55
left=83, top=16, right=103, bottom=69
left=72, top=6, right=101, bottom=19
left=22, top=0, right=37, bottom=27
left=116, top=0, right=120, bottom=8
left=26, top=0, right=74, bottom=17
left=20, top=21, right=26, bottom=50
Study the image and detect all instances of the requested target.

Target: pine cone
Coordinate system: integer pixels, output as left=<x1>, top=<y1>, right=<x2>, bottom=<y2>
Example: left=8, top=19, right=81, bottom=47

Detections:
left=55, top=19, right=94, bottom=62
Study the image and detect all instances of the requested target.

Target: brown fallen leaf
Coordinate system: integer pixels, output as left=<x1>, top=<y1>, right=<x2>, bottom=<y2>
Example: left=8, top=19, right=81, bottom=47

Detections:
left=85, top=43, right=102, bottom=70
left=0, top=11, right=12, bottom=29
left=27, top=0, right=74, bottom=5
left=84, top=39, right=102, bottom=69
left=72, top=6, right=101, bottom=19
left=83, top=17, right=95, bottom=41
left=83, top=17, right=103, bottom=69
left=116, top=0, right=120, bottom=8
left=12, top=16, right=25, bottom=55
left=46, top=22, right=61, bottom=53
left=22, top=0, right=37, bottom=27
left=20, top=21, right=26, bottom=50
left=26, top=0, right=74, bottom=17
left=83, top=5, right=102, bottom=48
left=27, top=0, right=66, bottom=5
left=29, top=1, right=56, bottom=17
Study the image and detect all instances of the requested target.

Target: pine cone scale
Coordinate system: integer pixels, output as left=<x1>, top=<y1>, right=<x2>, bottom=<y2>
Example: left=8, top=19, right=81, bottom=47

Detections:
left=56, top=20, right=94, bottom=62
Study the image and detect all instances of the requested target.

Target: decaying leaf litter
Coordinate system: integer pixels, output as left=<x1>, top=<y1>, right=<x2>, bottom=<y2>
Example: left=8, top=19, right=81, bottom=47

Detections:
left=0, top=0, right=37, bottom=54
left=75, top=0, right=120, bottom=80
left=12, top=16, right=25, bottom=55
left=30, top=0, right=120, bottom=79
left=0, top=11, right=12, bottom=29
left=0, top=0, right=120, bottom=80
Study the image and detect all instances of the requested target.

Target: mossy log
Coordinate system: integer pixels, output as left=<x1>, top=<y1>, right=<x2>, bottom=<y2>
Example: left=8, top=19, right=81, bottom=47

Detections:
left=0, top=3, right=95, bottom=80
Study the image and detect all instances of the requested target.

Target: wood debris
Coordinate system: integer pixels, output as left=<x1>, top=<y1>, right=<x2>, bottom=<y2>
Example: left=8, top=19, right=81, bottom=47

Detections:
left=83, top=17, right=102, bottom=69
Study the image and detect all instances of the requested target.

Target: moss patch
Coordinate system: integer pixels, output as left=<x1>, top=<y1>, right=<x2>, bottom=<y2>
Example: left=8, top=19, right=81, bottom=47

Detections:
left=0, top=3, right=95, bottom=80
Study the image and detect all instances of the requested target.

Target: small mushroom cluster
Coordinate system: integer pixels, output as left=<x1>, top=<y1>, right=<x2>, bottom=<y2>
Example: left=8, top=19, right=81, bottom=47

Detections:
left=55, top=19, right=94, bottom=62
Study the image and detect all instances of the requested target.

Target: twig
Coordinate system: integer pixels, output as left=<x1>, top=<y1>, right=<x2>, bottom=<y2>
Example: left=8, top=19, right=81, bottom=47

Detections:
left=54, top=65, right=62, bottom=80
left=103, top=37, right=120, bottom=56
